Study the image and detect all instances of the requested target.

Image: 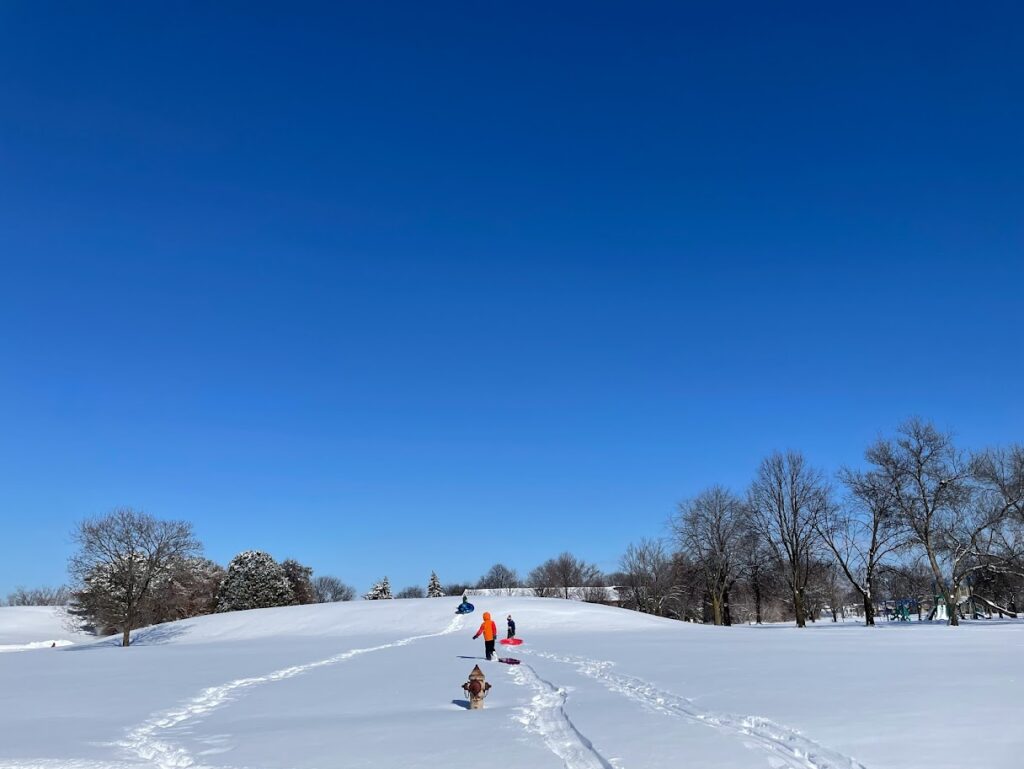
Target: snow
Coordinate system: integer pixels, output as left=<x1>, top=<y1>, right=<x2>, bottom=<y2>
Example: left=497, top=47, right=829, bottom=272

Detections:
left=0, top=598, right=1021, bottom=769
left=0, top=606, right=90, bottom=652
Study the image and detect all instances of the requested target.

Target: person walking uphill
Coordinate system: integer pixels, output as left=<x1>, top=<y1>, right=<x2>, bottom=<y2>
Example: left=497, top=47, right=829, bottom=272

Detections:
left=473, top=612, right=498, bottom=660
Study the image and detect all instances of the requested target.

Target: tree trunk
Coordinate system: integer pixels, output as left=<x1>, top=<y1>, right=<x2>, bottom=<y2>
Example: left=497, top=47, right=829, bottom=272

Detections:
left=924, top=547, right=958, bottom=626
left=121, top=609, right=132, bottom=648
left=793, top=586, right=807, bottom=628
left=753, top=579, right=763, bottom=624
left=710, top=592, right=723, bottom=626
left=862, top=593, right=875, bottom=627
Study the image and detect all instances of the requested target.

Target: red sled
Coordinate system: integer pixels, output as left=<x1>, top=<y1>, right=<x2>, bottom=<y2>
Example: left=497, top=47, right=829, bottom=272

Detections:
left=500, top=638, right=523, bottom=646
left=498, top=657, right=521, bottom=665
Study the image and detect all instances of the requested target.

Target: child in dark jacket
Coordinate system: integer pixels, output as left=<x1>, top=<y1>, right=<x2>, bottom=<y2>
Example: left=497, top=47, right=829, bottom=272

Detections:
left=506, top=615, right=516, bottom=639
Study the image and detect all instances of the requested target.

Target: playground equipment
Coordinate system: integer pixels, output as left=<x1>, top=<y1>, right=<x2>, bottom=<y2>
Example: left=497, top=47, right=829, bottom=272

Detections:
left=925, top=581, right=1018, bottom=621
left=893, top=599, right=914, bottom=621
left=877, top=581, right=1018, bottom=622
left=926, top=585, right=968, bottom=621
left=879, top=598, right=918, bottom=621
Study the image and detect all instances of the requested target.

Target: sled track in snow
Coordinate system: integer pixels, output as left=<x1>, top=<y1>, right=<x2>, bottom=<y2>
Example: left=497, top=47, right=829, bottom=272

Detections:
left=0, top=617, right=465, bottom=769
left=115, top=615, right=465, bottom=769
left=507, top=662, right=616, bottom=769
left=523, top=650, right=866, bottom=769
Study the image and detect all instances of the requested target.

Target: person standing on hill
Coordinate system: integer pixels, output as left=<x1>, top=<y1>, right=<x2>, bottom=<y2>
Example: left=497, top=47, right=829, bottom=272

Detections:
left=506, top=614, right=516, bottom=639
left=473, top=611, right=498, bottom=660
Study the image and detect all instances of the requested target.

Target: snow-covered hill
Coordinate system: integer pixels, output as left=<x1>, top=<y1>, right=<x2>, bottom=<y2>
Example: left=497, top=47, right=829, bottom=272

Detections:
left=0, top=606, right=90, bottom=651
left=0, top=598, right=1021, bottom=769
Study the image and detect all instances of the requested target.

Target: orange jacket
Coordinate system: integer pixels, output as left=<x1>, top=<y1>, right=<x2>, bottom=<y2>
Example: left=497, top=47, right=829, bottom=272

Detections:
left=474, top=612, right=497, bottom=641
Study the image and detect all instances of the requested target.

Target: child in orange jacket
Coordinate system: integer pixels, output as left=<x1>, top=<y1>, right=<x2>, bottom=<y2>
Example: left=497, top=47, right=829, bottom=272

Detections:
left=473, top=611, right=498, bottom=660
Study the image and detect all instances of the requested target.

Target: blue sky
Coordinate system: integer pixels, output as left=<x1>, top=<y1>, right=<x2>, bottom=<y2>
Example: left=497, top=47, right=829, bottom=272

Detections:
left=1, top=2, right=1021, bottom=596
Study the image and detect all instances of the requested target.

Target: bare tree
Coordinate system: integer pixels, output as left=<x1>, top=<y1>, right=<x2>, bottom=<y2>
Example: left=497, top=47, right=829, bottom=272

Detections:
left=865, top=419, right=996, bottom=626
left=396, top=585, right=425, bottom=599
left=816, top=467, right=906, bottom=626
left=673, top=487, right=746, bottom=625
left=807, top=557, right=849, bottom=623
left=970, top=445, right=1024, bottom=589
left=527, top=552, right=603, bottom=600
left=618, top=538, right=678, bottom=616
left=69, top=508, right=200, bottom=647
left=477, top=563, right=520, bottom=595
left=735, top=517, right=776, bottom=624
left=666, top=552, right=708, bottom=621
left=443, top=582, right=472, bottom=597
left=972, top=445, right=1024, bottom=521
left=748, top=451, right=830, bottom=628
left=312, top=575, right=355, bottom=603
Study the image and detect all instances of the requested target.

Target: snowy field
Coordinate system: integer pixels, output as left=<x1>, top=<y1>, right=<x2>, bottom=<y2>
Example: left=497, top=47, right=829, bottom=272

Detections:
left=0, top=606, right=90, bottom=652
left=0, top=599, right=1021, bottom=769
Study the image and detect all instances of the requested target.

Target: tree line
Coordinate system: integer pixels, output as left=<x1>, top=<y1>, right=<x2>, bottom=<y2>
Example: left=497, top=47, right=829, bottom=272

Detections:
left=62, top=508, right=359, bottom=647
left=440, top=418, right=1024, bottom=629
left=13, top=417, right=1021, bottom=641
left=623, top=418, right=1023, bottom=627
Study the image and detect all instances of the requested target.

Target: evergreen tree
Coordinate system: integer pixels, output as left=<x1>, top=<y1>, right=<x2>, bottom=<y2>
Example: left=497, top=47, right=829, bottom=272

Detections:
left=363, top=576, right=393, bottom=600
left=216, top=551, right=295, bottom=612
left=427, top=571, right=445, bottom=598
left=281, top=559, right=315, bottom=605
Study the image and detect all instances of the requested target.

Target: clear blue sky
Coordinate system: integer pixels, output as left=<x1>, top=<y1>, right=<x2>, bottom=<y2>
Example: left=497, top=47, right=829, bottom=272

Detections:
left=1, top=2, right=1021, bottom=597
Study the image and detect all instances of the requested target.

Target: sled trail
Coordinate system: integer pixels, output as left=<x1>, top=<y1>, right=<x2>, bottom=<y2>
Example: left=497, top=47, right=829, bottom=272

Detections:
left=524, top=650, right=866, bottom=769
left=118, top=615, right=465, bottom=769
left=508, top=662, right=616, bottom=769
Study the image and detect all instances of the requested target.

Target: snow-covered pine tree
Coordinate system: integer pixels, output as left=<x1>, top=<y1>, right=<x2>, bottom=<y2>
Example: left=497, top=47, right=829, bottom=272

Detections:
left=363, top=576, right=393, bottom=600
left=216, top=551, right=295, bottom=612
left=427, top=571, right=445, bottom=598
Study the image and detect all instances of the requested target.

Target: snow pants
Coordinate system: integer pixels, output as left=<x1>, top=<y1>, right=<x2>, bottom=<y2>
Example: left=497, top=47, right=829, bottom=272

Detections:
left=484, top=639, right=496, bottom=660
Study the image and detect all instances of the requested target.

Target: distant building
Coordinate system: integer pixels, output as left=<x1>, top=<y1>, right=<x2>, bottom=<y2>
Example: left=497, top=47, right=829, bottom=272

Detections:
left=466, top=586, right=625, bottom=606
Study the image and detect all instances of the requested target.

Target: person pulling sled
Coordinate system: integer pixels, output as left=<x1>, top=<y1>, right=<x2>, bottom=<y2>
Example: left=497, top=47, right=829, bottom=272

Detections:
left=473, top=612, right=498, bottom=660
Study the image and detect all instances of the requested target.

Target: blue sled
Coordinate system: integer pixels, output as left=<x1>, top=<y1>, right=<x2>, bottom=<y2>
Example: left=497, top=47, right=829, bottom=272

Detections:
left=455, top=603, right=475, bottom=615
